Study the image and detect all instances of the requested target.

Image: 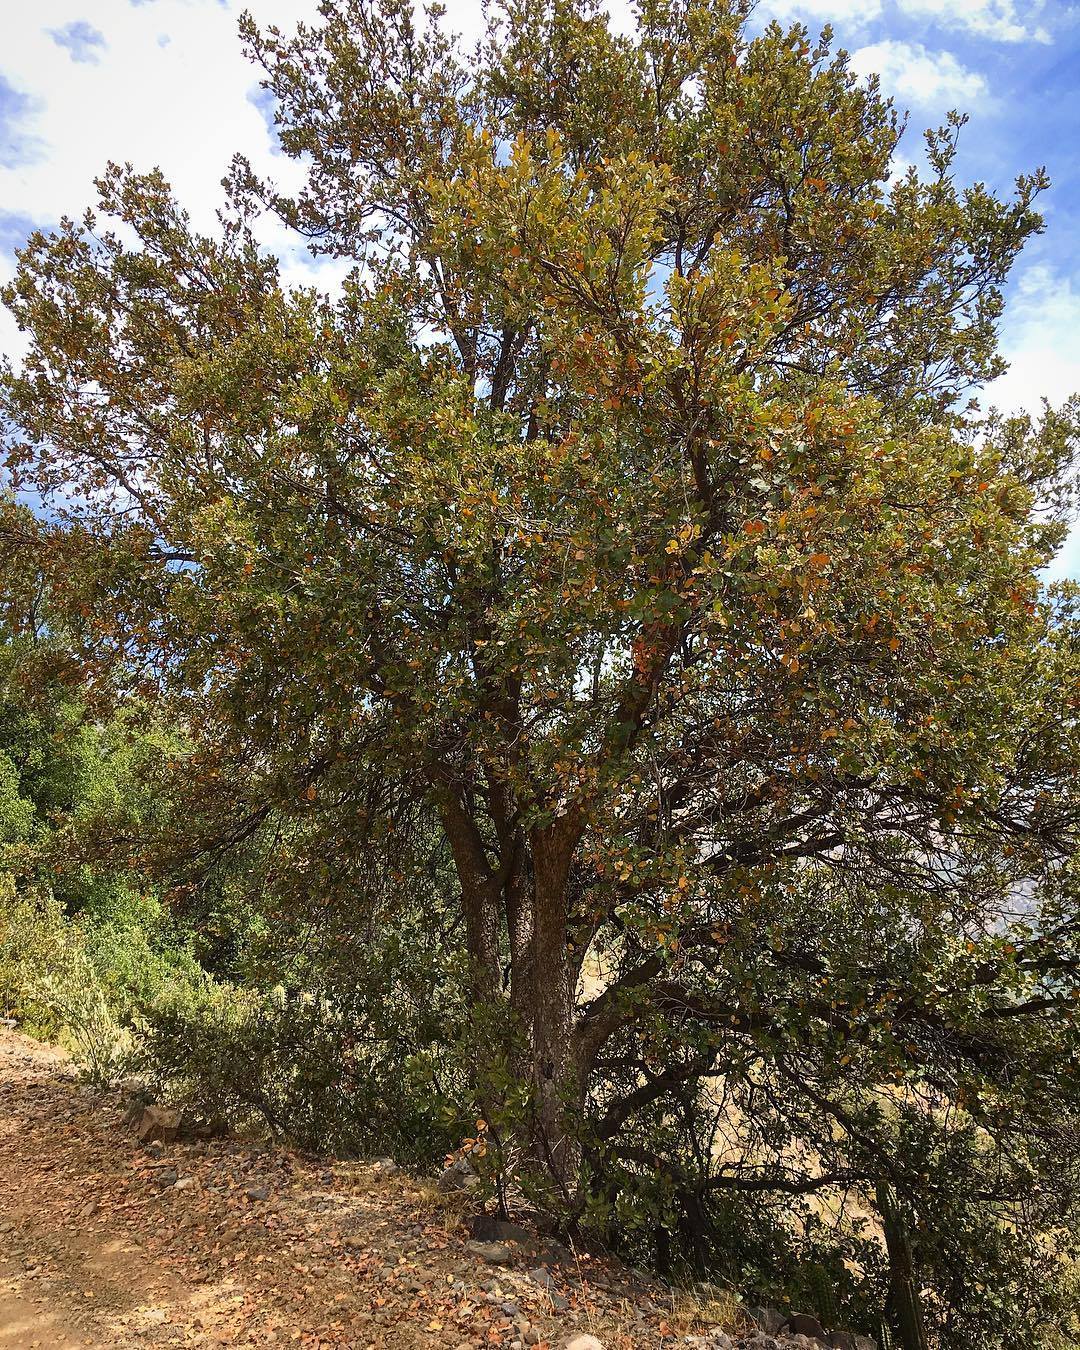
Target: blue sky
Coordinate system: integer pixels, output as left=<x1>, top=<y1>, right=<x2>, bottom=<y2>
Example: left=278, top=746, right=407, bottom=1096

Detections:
left=0, top=0, right=1077, bottom=577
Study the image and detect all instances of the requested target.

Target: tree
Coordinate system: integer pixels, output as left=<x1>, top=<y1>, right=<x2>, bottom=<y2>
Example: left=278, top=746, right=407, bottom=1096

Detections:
left=2, top=2, right=1079, bottom=1332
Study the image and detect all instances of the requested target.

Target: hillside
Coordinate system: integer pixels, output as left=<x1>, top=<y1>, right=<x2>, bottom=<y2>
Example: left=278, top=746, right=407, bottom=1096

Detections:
left=0, top=1026, right=859, bottom=1350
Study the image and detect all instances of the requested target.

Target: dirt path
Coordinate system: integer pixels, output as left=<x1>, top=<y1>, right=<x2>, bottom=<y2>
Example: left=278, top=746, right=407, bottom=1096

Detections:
left=0, top=1028, right=702, bottom=1350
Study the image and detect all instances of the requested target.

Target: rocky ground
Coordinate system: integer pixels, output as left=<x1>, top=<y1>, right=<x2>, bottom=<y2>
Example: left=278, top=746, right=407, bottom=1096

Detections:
left=0, top=1027, right=872, bottom=1349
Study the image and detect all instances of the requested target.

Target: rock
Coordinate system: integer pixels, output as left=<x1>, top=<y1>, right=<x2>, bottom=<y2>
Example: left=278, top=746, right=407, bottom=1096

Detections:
left=244, top=1184, right=270, bottom=1202
left=437, top=1156, right=479, bottom=1193
left=150, top=1168, right=178, bottom=1189
left=78, top=1199, right=99, bottom=1218
left=469, top=1215, right=531, bottom=1244
left=565, top=1337, right=605, bottom=1350
left=373, top=1158, right=399, bottom=1178
left=785, top=1313, right=828, bottom=1342
left=172, top=1177, right=196, bottom=1192
left=465, top=1240, right=513, bottom=1266
left=135, top=1105, right=183, bottom=1145
left=528, top=1265, right=555, bottom=1288
left=748, top=1308, right=787, bottom=1335
left=828, top=1335, right=858, bottom=1350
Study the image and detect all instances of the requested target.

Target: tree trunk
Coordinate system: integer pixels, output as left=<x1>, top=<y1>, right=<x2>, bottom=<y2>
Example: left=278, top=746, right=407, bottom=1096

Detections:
left=440, top=789, right=587, bottom=1207
left=522, top=817, right=584, bottom=1204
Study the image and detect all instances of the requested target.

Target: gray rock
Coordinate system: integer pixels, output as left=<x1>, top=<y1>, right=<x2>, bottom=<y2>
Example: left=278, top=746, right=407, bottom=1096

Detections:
left=528, top=1265, right=555, bottom=1288
left=245, top=1184, right=270, bottom=1201
left=469, top=1215, right=531, bottom=1244
left=135, top=1105, right=183, bottom=1145
left=785, top=1313, right=828, bottom=1342
left=438, top=1156, right=479, bottom=1193
left=373, top=1158, right=399, bottom=1178
left=748, top=1308, right=787, bottom=1335
left=465, top=1240, right=513, bottom=1266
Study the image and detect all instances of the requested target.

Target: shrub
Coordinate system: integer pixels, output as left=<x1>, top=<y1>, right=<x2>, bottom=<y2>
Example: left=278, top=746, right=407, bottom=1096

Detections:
left=140, top=970, right=469, bottom=1168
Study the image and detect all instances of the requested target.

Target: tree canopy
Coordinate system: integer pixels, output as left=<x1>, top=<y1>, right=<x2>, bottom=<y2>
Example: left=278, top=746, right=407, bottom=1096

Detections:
left=2, top=2, right=1079, bottom=1344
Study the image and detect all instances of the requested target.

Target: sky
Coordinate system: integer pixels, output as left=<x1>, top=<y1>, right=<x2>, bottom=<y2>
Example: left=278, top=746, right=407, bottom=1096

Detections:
left=0, top=0, right=1077, bottom=577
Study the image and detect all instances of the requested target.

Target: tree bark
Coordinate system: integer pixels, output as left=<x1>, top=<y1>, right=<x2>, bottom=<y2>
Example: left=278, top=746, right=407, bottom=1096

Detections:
left=524, top=816, right=583, bottom=1202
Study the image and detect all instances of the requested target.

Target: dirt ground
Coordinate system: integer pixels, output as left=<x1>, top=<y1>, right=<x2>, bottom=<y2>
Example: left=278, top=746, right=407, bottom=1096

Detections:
left=0, top=1027, right=700, bottom=1350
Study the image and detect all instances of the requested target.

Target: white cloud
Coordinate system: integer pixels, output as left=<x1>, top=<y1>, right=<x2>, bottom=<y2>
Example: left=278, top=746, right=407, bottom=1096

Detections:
left=849, top=40, right=988, bottom=109
left=0, top=2, right=336, bottom=271
left=895, top=0, right=1050, bottom=44
left=986, top=263, right=1080, bottom=581
left=757, top=0, right=884, bottom=30
left=988, top=263, right=1080, bottom=417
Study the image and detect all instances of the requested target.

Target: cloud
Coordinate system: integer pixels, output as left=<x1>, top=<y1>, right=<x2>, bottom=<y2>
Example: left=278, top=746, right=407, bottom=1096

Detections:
left=989, top=264, right=1080, bottom=418
left=48, top=20, right=108, bottom=65
left=0, top=73, right=44, bottom=169
left=0, top=2, right=321, bottom=238
left=985, top=262, right=1080, bottom=581
left=895, top=0, right=1050, bottom=44
left=849, top=40, right=988, bottom=109
left=758, top=0, right=884, bottom=30
left=0, top=210, right=45, bottom=262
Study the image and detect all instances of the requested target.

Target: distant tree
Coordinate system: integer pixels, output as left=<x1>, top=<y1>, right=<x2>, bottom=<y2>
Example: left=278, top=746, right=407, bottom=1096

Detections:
left=3, top=3, right=1079, bottom=1338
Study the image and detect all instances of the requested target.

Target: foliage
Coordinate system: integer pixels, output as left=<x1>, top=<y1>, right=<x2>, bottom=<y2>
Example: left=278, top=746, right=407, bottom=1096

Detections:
left=1, top=2, right=1079, bottom=1344
left=0, top=604, right=192, bottom=1080
left=140, top=962, right=468, bottom=1168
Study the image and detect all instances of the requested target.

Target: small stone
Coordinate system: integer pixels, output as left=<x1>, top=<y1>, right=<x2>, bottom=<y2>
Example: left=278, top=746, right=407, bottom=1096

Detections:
left=373, top=1158, right=399, bottom=1178
left=245, top=1184, right=270, bottom=1202
left=565, top=1337, right=605, bottom=1350
left=466, top=1240, right=513, bottom=1266
left=829, top=1334, right=858, bottom=1350
left=528, top=1265, right=555, bottom=1289
left=172, top=1177, right=196, bottom=1192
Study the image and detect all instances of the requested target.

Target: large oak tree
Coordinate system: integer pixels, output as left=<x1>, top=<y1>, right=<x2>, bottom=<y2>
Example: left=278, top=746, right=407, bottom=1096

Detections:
left=3, top=2, right=1079, bottom=1335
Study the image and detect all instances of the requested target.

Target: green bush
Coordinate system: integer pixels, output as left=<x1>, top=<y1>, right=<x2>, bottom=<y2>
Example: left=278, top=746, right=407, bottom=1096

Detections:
left=140, top=969, right=469, bottom=1168
left=0, top=888, right=130, bottom=1085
